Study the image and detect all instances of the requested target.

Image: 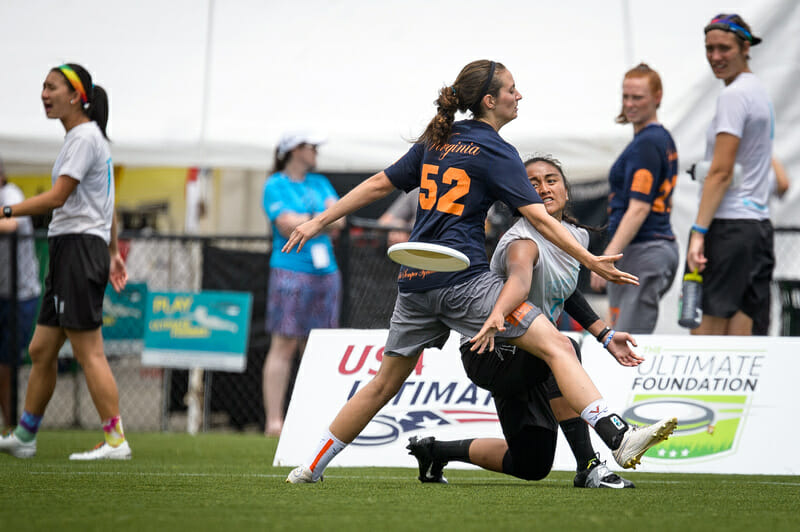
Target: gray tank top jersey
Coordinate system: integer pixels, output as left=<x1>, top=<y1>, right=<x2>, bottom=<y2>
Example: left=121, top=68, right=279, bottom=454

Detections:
left=490, top=218, right=589, bottom=323
left=48, top=121, right=114, bottom=243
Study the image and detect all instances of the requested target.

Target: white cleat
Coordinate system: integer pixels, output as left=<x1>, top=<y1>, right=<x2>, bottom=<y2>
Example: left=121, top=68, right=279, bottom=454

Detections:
left=612, top=417, right=677, bottom=469
left=69, top=440, right=132, bottom=461
left=0, top=431, right=36, bottom=458
left=285, top=466, right=321, bottom=484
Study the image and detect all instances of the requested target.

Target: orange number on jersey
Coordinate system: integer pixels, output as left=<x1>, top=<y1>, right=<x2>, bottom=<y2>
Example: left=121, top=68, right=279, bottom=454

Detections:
left=652, top=173, right=677, bottom=213
left=437, top=168, right=470, bottom=216
left=418, top=165, right=471, bottom=216
left=419, top=164, right=438, bottom=211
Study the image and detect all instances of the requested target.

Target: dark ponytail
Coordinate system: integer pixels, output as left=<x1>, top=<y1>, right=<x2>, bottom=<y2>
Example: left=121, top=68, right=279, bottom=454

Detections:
left=416, top=59, right=505, bottom=147
left=53, top=63, right=110, bottom=139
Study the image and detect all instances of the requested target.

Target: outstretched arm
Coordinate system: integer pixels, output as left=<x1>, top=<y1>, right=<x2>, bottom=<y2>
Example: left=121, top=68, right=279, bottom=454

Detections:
left=283, top=171, right=396, bottom=253
left=563, top=291, right=642, bottom=367
left=469, top=240, right=537, bottom=353
left=517, top=203, right=638, bottom=286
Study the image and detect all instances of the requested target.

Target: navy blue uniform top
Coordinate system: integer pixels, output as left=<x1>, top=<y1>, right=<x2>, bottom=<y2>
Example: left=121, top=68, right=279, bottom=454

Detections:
left=607, top=123, right=678, bottom=243
left=384, top=120, right=543, bottom=292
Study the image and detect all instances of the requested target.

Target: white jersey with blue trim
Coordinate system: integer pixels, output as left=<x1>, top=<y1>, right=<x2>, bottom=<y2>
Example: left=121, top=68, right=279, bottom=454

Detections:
left=490, top=217, right=589, bottom=323
left=48, top=121, right=115, bottom=243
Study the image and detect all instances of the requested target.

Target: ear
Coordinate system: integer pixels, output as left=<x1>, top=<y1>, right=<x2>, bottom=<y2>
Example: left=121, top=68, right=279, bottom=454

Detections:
left=482, top=93, right=496, bottom=110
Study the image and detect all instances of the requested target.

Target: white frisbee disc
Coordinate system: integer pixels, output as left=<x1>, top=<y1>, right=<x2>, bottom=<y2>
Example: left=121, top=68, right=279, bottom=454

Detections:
left=386, top=242, right=470, bottom=272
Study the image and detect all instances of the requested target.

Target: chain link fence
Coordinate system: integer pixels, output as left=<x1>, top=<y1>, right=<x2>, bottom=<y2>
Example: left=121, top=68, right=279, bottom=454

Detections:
left=3, top=226, right=800, bottom=433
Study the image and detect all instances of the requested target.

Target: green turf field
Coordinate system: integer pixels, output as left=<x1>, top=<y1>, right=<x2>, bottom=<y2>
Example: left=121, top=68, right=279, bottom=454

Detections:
left=1, top=431, right=798, bottom=531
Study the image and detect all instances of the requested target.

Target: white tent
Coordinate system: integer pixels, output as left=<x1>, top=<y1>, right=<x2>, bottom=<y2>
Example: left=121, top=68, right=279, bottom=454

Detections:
left=1, top=0, right=798, bottom=333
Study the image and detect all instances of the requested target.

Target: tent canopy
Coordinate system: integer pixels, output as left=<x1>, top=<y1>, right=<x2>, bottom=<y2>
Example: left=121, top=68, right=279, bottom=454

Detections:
left=2, top=0, right=797, bottom=183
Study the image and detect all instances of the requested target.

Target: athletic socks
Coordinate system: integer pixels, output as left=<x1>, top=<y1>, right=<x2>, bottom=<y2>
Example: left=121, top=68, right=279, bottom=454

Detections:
left=14, top=410, right=43, bottom=443
left=559, top=417, right=596, bottom=469
left=580, top=399, right=629, bottom=450
left=103, top=416, right=126, bottom=447
left=306, top=429, right=347, bottom=481
left=580, top=399, right=610, bottom=427
left=431, top=438, right=474, bottom=464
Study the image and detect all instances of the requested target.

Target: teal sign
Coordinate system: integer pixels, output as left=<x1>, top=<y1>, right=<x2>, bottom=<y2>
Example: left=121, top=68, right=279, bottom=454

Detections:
left=142, top=291, right=252, bottom=372
left=102, top=282, right=147, bottom=340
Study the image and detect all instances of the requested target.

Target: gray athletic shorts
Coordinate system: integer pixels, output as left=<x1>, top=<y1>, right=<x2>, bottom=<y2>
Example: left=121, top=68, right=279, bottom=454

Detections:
left=384, top=270, right=542, bottom=357
left=607, top=238, right=679, bottom=334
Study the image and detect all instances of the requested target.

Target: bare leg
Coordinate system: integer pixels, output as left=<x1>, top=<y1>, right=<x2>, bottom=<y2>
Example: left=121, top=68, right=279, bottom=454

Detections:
left=329, top=353, right=420, bottom=443
left=0, top=364, right=12, bottom=427
left=550, top=396, right=578, bottom=422
left=67, top=328, right=119, bottom=420
left=692, top=311, right=753, bottom=336
left=263, top=334, right=300, bottom=436
left=467, top=438, right=507, bottom=473
left=510, top=315, right=601, bottom=413
left=727, top=311, right=753, bottom=335
left=23, top=325, right=65, bottom=416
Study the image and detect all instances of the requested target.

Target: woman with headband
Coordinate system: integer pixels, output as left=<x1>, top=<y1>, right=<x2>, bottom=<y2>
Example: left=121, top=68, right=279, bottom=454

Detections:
left=283, top=60, right=675, bottom=484
left=0, top=63, right=131, bottom=460
left=686, top=14, right=777, bottom=335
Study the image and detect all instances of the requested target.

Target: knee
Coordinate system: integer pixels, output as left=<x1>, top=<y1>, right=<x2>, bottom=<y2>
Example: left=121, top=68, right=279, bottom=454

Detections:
left=505, top=451, right=552, bottom=481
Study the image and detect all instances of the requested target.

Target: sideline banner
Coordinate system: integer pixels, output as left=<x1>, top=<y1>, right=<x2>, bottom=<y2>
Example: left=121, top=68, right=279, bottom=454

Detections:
left=141, top=291, right=252, bottom=372
left=275, top=329, right=800, bottom=475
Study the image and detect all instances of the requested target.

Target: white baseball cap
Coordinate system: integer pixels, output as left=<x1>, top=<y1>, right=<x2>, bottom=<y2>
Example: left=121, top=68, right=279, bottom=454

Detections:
left=277, top=131, right=327, bottom=156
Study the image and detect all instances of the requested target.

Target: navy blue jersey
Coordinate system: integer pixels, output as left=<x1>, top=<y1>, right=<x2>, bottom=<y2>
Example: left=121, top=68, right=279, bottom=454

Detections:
left=384, top=120, right=542, bottom=292
left=607, top=123, right=678, bottom=243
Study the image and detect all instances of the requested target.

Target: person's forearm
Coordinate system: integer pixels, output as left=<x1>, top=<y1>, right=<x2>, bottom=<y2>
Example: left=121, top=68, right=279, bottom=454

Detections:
left=316, top=172, right=395, bottom=226
left=490, top=275, right=531, bottom=319
left=604, top=202, right=649, bottom=255
left=4, top=190, right=62, bottom=218
left=519, top=204, right=595, bottom=269
left=109, top=209, right=120, bottom=255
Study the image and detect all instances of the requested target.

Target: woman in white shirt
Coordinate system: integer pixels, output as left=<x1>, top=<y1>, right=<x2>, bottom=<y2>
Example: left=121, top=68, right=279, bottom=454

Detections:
left=0, top=63, right=130, bottom=460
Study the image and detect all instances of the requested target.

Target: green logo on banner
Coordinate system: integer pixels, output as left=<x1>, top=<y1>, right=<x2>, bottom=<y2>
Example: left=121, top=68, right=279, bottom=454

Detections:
left=622, top=394, right=747, bottom=460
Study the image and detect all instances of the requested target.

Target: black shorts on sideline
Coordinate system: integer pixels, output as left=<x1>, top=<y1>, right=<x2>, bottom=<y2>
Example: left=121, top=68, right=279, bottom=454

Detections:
left=38, top=234, right=109, bottom=330
left=702, top=219, right=774, bottom=320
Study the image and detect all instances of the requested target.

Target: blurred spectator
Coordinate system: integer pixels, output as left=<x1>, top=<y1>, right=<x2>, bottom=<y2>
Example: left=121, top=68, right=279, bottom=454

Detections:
left=262, top=131, right=344, bottom=436
left=377, top=188, right=417, bottom=246
left=686, top=14, right=775, bottom=336
left=0, top=157, right=41, bottom=428
left=590, top=63, right=679, bottom=334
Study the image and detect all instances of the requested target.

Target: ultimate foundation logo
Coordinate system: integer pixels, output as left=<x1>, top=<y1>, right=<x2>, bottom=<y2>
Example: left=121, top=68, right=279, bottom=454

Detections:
left=621, top=344, right=763, bottom=462
left=623, top=395, right=747, bottom=460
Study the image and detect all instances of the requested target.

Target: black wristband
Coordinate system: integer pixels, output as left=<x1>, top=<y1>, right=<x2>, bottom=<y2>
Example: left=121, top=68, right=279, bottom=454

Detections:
left=2, top=206, right=11, bottom=218
left=596, top=326, right=611, bottom=343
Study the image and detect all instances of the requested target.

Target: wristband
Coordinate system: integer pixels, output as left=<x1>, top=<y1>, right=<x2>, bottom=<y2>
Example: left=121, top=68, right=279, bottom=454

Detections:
left=691, top=224, right=708, bottom=235
left=602, top=330, right=616, bottom=349
left=2, top=206, right=11, bottom=218
left=595, top=326, right=611, bottom=343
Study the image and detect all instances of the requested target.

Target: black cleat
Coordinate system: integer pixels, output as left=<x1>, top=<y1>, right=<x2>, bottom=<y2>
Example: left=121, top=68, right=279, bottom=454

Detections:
left=406, top=436, right=448, bottom=484
left=574, top=454, right=635, bottom=489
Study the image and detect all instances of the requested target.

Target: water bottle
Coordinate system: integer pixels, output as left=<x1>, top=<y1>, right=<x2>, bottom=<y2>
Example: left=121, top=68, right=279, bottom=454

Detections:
left=678, top=270, right=703, bottom=329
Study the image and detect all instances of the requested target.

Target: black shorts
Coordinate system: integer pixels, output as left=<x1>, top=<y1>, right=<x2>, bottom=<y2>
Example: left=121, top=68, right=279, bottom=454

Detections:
left=702, top=219, right=774, bottom=320
left=460, top=342, right=557, bottom=439
left=38, top=234, right=109, bottom=330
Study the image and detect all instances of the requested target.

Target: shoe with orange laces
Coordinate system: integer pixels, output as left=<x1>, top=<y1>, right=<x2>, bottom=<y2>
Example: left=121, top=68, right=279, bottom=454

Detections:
left=69, top=439, right=132, bottom=460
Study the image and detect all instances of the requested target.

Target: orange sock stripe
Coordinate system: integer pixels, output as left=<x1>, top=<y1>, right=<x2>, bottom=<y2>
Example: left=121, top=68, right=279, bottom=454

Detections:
left=309, top=439, right=334, bottom=472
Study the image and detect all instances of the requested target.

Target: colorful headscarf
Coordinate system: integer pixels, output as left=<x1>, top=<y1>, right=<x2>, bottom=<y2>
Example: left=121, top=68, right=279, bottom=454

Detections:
left=58, top=65, right=89, bottom=104
left=704, top=14, right=762, bottom=45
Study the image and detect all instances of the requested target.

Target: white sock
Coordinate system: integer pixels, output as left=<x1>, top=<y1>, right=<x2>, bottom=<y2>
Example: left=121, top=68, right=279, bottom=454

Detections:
left=580, top=399, right=610, bottom=427
left=305, top=428, right=347, bottom=481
